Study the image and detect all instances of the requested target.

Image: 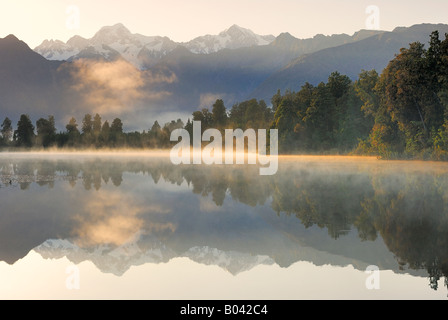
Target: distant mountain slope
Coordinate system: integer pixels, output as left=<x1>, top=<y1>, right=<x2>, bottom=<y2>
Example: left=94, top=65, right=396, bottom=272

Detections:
left=136, top=29, right=386, bottom=109
left=250, top=23, right=448, bottom=103
left=0, top=35, right=63, bottom=119
left=269, top=29, right=384, bottom=56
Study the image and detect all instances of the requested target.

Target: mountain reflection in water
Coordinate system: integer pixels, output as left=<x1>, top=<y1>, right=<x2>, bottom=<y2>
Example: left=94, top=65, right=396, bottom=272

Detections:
left=1, top=153, right=448, bottom=294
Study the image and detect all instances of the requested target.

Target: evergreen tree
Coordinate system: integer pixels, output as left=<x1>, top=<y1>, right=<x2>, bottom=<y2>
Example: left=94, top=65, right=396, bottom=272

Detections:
left=271, top=89, right=282, bottom=114
left=36, top=115, right=56, bottom=148
left=93, top=113, right=102, bottom=136
left=149, top=120, right=162, bottom=148
left=272, top=92, right=300, bottom=152
left=304, top=82, right=336, bottom=149
left=150, top=120, right=161, bottom=134
left=111, top=118, right=123, bottom=134
left=92, top=113, right=102, bottom=147
left=1, top=117, right=13, bottom=146
left=192, top=108, right=213, bottom=131
left=100, top=120, right=110, bottom=146
left=211, top=99, right=227, bottom=128
left=82, top=114, right=93, bottom=135
left=110, top=118, right=124, bottom=146
left=15, top=114, right=35, bottom=147
left=184, top=118, right=193, bottom=145
left=66, top=117, right=80, bottom=147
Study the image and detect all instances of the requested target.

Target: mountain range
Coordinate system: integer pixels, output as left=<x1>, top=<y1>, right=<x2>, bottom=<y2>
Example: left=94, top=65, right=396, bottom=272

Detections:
left=252, top=23, right=448, bottom=102
left=35, top=24, right=276, bottom=69
left=1, top=23, right=447, bottom=130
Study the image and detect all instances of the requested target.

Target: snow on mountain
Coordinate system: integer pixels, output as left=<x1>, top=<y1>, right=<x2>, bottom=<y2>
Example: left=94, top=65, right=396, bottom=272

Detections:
left=35, top=39, right=80, bottom=61
left=184, top=24, right=275, bottom=54
left=35, top=236, right=177, bottom=276
left=35, top=23, right=178, bottom=69
left=34, top=23, right=275, bottom=69
left=34, top=238, right=275, bottom=276
left=184, top=246, right=275, bottom=275
left=89, top=23, right=134, bottom=45
left=66, top=35, right=90, bottom=50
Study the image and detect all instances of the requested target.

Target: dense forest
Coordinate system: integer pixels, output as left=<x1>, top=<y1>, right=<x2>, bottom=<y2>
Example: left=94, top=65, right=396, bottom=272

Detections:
left=1, top=31, right=447, bottom=159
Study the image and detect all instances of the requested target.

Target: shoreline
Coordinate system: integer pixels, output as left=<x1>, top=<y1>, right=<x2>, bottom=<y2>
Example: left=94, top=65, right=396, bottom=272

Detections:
left=0, top=150, right=443, bottom=163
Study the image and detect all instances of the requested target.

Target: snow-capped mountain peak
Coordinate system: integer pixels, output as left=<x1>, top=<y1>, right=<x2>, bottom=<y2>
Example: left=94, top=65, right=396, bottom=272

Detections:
left=91, top=23, right=133, bottom=45
left=185, top=24, right=275, bottom=54
left=35, top=39, right=79, bottom=60
left=34, top=23, right=179, bottom=69
left=34, top=238, right=275, bottom=276
left=222, top=24, right=257, bottom=39
left=34, top=23, right=275, bottom=68
left=66, top=35, right=90, bottom=50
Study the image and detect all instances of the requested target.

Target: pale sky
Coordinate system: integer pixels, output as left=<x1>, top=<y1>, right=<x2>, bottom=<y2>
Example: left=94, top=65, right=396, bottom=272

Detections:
left=1, top=0, right=448, bottom=48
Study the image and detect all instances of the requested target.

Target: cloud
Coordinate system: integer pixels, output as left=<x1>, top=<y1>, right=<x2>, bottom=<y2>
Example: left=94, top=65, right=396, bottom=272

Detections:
left=198, top=93, right=226, bottom=109
left=71, top=190, right=176, bottom=248
left=63, top=59, right=177, bottom=117
left=72, top=191, right=144, bottom=247
left=143, top=68, right=178, bottom=85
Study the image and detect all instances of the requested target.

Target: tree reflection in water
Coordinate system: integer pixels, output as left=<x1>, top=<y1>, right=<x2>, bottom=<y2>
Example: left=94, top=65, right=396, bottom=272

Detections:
left=1, top=156, right=448, bottom=290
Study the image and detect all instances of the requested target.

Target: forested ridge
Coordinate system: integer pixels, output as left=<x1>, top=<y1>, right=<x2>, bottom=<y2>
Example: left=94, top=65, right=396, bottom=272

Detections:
left=1, top=31, right=447, bottom=159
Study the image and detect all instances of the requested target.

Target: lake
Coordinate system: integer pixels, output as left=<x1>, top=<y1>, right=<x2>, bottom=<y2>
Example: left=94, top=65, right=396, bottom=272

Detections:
left=0, top=152, right=447, bottom=300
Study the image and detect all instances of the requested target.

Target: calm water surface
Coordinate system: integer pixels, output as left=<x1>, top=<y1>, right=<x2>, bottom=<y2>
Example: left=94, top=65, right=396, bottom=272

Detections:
left=0, top=152, right=447, bottom=299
